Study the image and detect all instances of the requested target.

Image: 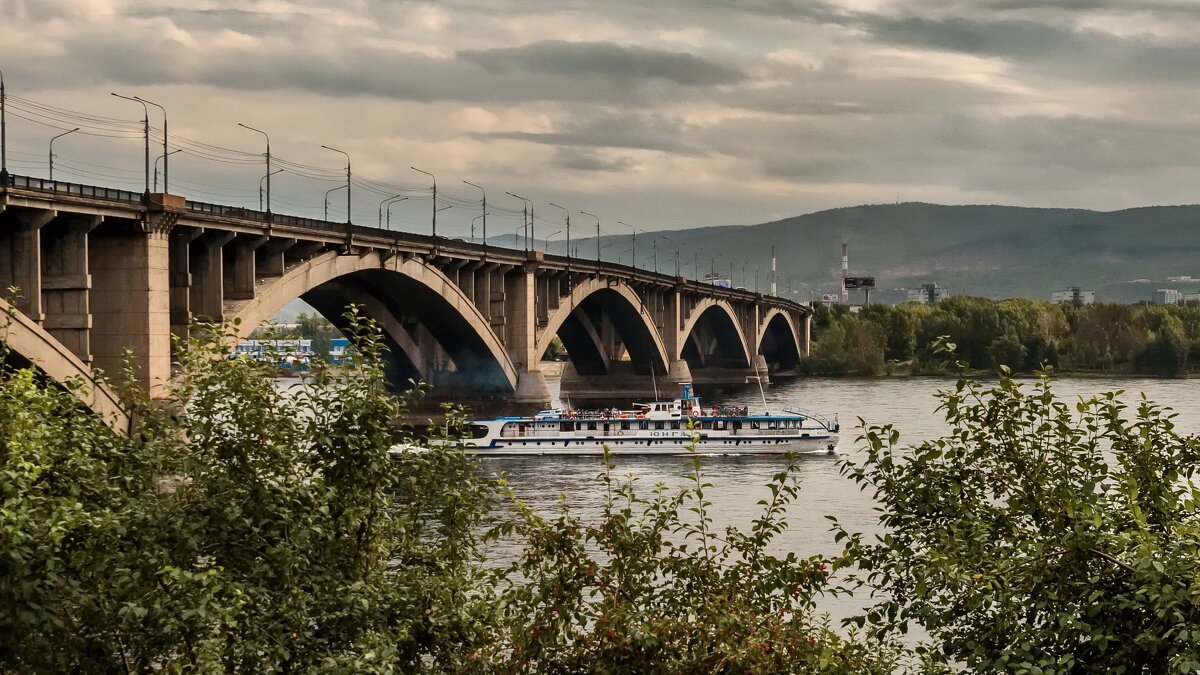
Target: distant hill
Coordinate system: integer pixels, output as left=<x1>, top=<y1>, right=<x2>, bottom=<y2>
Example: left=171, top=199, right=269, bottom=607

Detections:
left=510, top=203, right=1200, bottom=303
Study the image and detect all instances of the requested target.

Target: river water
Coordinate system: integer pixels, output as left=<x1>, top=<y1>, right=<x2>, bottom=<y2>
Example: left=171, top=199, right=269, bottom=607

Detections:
left=478, top=375, right=1200, bottom=624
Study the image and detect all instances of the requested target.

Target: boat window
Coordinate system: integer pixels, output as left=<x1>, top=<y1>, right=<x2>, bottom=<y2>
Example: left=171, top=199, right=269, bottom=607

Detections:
left=768, top=421, right=777, bottom=430
left=621, top=421, right=630, bottom=430
left=731, top=421, right=740, bottom=430
left=561, top=422, right=573, bottom=432
left=588, top=422, right=597, bottom=431
left=670, top=422, right=679, bottom=430
left=701, top=421, right=712, bottom=430
left=751, top=421, right=760, bottom=429
left=639, top=421, right=648, bottom=430
left=655, top=421, right=665, bottom=430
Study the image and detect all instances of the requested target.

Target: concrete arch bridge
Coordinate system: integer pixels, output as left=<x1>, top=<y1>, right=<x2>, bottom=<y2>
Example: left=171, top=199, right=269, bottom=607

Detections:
left=0, top=175, right=810, bottom=420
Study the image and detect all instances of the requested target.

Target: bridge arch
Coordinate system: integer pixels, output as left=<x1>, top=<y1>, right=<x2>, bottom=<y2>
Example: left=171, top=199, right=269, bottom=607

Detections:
left=229, top=251, right=518, bottom=393
left=756, top=308, right=802, bottom=372
left=535, top=277, right=669, bottom=376
left=679, top=298, right=752, bottom=370
left=0, top=298, right=129, bottom=431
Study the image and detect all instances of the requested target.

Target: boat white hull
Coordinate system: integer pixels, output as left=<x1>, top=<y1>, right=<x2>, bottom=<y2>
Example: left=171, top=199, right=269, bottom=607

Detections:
left=466, top=434, right=838, bottom=456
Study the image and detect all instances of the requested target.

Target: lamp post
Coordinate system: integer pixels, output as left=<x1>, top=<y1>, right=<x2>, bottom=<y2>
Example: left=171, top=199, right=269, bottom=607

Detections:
left=410, top=166, right=437, bottom=238
left=658, top=235, right=679, bottom=277
left=618, top=248, right=634, bottom=265
left=154, top=148, right=182, bottom=192
left=324, top=184, right=346, bottom=221
left=321, top=145, right=351, bottom=224
left=238, top=123, right=272, bottom=217
left=259, top=168, right=283, bottom=211
left=580, top=211, right=600, bottom=264
left=48, top=127, right=79, bottom=182
left=134, top=96, right=168, bottom=192
left=513, top=222, right=526, bottom=249
left=463, top=180, right=486, bottom=245
left=378, top=194, right=406, bottom=228
left=386, top=196, right=408, bottom=230
left=110, top=93, right=149, bottom=193
left=543, top=229, right=562, bottom=253
left=618, top=221, right=636, bottom=269
left=548, top=202, right=571, bottom=260
left=505, top=192, right=532, bottom=250
left=1, top=69, right=8, bottom=183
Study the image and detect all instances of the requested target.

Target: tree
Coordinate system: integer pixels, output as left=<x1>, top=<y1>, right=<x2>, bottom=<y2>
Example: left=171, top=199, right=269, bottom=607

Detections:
left=840, top=347, right=1200, bottom=672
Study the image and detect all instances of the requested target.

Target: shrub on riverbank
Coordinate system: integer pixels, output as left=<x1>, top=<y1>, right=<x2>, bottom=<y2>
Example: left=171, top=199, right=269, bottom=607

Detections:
left=0, top=311, right=893, bottom=673
left=838, top=344, right=1200, bottom=672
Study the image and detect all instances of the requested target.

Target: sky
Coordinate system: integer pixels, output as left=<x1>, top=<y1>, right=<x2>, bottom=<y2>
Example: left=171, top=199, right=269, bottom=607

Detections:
left=2, top=0, right=1200, bottom=238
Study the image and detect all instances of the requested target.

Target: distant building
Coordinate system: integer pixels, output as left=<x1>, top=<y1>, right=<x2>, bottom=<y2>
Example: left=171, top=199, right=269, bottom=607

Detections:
left=1156, top=288, right=1184, bottom=305
left=1050, top=287, right=1095, bottom=306
left=907, top=283, right=948, bottom=305
left=1184, top=293, right=1200, bottom=304
left=234, top=339, right=313, bottom=368
left=703, top=273, right=732, bottom=288
left=1167, top=275, right=1195, bottom=282
left=329, top=338, right=351, bottom=364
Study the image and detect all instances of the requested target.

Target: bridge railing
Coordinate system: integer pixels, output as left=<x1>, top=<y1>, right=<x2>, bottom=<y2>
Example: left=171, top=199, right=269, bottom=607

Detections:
left=7, top=174, right=143, bottom=204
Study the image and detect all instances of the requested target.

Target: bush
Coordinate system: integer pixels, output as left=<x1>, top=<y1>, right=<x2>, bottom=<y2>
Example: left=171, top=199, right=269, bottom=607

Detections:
left=840, top=346, right=1200, bottom=672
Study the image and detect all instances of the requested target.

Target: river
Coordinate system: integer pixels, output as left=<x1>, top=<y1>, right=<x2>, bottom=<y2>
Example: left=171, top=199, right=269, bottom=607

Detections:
left=479, top=375, right=1200, bottom=625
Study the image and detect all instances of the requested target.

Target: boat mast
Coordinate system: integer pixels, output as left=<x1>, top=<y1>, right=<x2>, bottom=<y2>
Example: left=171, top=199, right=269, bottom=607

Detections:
left=751, top=359, right=768, bottom=414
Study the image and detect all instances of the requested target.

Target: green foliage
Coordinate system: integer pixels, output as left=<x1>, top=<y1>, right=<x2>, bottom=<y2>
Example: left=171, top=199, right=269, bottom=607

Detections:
left=0, top=309, right=496, bottom=672
left=1, top=308, right=893, bottom=672
left=810, top=298, right=1200, bottom=376
left=478, top=447, right=900, bottom=673
left=841, top=351, right=1200, bottom=672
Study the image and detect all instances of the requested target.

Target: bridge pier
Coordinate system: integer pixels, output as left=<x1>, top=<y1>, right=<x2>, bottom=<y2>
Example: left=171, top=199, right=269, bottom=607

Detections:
left=89, top=220, right=173, bottom=395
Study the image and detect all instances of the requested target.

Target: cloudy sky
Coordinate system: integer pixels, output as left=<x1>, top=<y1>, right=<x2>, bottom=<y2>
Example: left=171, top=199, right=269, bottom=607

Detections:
left=2, top=0, right=1199, bottom=236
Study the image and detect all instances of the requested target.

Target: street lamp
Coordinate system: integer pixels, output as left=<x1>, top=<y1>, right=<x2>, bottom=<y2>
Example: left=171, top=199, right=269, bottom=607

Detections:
left=618, top=221, right=636, bottom=269
left=463, top=180, right=486, bottom=244
left=154, top=148, right=182, bottom=192
left=321, top=145, right=351, bottom=226
left=411, top=166, right=437, bottom=237
left=48, top=127, right=79, bottom=182
left=658, top=235, right=679, bottom=276
left=513, top=222, right=526, bottom=249
left=544, top=229, right=562, bottom=253
left=1, top=68, right=7, bottom=183
left=238, top=123, right=272, bottom=216
left=134, top=96, right=168, bottom=192
left=386, top=196, right=409, bottom=230
left=259, top=168, right=283, bottom=211
left=548, top=202, right=571, bottom=260
left=505, top=192, right=532, bottom=250
left=618, top=247, right=634, bottom=265
left=324, top=184, right=346, bottom=221
left=580, top=211, right=600, bottom=264
left=110, top=93, right=149, bottom=193
left=378, top=194, right=407, bottom=228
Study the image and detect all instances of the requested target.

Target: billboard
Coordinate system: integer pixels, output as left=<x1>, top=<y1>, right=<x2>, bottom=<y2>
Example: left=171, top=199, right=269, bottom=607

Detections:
left=843, top=276, right=876, bottom=289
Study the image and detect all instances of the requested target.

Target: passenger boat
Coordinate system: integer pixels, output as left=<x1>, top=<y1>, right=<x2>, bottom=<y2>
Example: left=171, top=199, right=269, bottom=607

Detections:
left=462, top=383, right=839, bottom=456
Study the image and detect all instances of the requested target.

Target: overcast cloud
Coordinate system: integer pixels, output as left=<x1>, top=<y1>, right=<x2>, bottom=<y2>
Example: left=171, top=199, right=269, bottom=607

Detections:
left=1, top=0, right=1198, bottom=233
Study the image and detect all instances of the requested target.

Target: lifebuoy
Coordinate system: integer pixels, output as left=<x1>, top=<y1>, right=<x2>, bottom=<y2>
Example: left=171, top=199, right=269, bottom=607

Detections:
left=616, top=431, right=624, bottom=436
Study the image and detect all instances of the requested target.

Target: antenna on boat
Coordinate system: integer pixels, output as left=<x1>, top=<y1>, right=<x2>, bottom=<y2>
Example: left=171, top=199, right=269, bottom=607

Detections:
left=751, top=358, right=769, bottom=414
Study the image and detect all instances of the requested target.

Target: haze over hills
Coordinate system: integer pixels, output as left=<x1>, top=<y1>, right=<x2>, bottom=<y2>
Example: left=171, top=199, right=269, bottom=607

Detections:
left=510, top=203, right=1200, bottom=304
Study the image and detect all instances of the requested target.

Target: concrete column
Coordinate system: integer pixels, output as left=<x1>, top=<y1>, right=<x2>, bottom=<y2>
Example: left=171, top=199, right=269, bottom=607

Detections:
left=223, top=235, right=265, bottom=300
left=90, top=222, right=172, bottom=396
left=256, top=237, right=296, bottom=278
left=40, top=215, right=101, bottom=363
left=503, top=264, right=550, bottom=407
left=189, top=231, right=234, bottom=322
left=169, top=228, right=202, bottom=341
left=802, top=312, right=811, bottom=356
left=0, top=209, right=55, bottom=323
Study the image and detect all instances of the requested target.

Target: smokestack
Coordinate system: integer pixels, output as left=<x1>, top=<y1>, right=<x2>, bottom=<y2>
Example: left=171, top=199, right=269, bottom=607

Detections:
left=770, top=245, right=777, bottom=296
left=841, top=242, right=849, bottom=304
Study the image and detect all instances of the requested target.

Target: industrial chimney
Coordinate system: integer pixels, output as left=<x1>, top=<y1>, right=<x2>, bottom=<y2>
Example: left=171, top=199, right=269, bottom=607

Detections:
left=770, top=245, right=777, bottom=296
left=841, top=242, right=849, bottom=304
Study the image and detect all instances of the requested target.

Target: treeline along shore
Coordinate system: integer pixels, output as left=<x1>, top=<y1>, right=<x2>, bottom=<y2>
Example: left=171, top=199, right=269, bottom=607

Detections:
left=808, top=297, right=1200, bottom=377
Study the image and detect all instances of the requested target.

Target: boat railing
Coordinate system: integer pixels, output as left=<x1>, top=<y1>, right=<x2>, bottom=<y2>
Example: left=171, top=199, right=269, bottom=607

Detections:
left=783, top=408, right=839, bottom=432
